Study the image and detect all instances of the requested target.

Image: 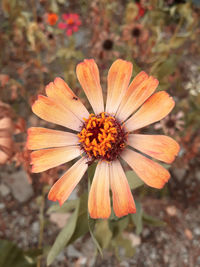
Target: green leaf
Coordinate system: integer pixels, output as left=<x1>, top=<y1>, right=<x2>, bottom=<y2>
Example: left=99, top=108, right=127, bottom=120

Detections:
left=69, top=193, right=89, bottom=244
left=143, top=213, right=166, bottom=227
left=69, top=210, right=88, bottom=244
left=156, top=56, right=177, bottom=80
left=47, top=200, right=80, bottom=266
left=132, top=61, right=141, bottom=77
left=109, top=216, right=129, bottom=239
left=126, top=171, right=144, bottom=190
left=0, top=239, right=40, bottom=267
left=131, top=201, right=143, bottom=235
left=88, top=217, right=103, bottom=256
left=113, top=234, right=135, bottom=258
left=47, top=199, right=78, bottom=214
left=87, top=163, right=97, bottom=182
left=94, top=220, right=112, bottom=249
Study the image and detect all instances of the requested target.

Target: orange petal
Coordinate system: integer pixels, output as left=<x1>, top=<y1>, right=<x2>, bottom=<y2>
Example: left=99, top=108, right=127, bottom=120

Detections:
left=76, top=59, right=104, bottom=114
left=125, top=91, right=175, bottom=132
left=45, top=77, right=89, bottom=121
left=31, top=146, right=81, bottom=173
left=106, top=59, right=132, bottom=115
left=110, top=160, right=136, bottom=217
left=27, top=127, right=78, bottom=150
left=128, top=134, right=180, bottom=163
left=48, top=157, right=88, bottom=205
left=88, top=161, right=111, bottom=219
left=0, top=117, right=13, bottom=131
left=121, top=148, right=170, bottom=189
left=32, top=95, right=82, bottom=131
left=116, top=72, right=158, bottom=122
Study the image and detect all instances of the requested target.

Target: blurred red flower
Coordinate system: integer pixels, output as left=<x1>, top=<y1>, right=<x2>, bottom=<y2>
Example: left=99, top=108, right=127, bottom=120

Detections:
left=136, top=2, right=145, bottom=20
left=58, top=13, right=81, bottom=36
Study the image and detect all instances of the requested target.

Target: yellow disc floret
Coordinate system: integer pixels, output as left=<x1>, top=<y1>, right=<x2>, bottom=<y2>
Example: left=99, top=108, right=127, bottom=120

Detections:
left=78, top=112, right=127, bottom=163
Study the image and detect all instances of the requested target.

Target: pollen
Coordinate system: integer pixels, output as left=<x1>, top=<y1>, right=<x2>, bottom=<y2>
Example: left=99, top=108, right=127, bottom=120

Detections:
left=78, top=112, right=128, bottom=163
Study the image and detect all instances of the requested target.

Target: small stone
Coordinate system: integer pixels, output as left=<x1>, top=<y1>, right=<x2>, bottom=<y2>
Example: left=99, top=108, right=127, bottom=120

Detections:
left=75, top=257, right=87, bottom=266
left=0, top=183, right=10, bottom=197
left=173, top=168, right=186, bottom=181
left=197, top=256, right=200, bottom=265
left=6, top=170, right=34, bottom=203
left=166, top=206, right=177, bottom=216
left=31, top=221, right=40, bottom=234
left=184, top=228, right=193, bottom=240
left=56, top=250, right=66, bottom=262
left=123, top=232, right=141, bottom=247
left=194, top=227, right=200, bottom=236
left=195, top=171, right=200, bottom=182
left=67, top=245, right=82, bottom=258
left=0, top=203, right=5, bottom=209
left=49, top=212, right=70, bottom=228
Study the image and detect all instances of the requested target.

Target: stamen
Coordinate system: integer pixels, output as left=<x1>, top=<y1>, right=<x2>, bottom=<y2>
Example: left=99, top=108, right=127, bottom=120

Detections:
left=78, top=112, right=128, bottom=162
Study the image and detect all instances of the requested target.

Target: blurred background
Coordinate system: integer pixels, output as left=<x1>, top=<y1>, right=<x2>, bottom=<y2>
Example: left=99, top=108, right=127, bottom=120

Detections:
left=0, top=0, right=200, bottom=266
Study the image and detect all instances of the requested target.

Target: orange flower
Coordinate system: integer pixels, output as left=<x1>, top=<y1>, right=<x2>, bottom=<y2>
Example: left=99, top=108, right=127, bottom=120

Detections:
left=47, top=13, right=58, bottom=26
left=27, top=59, right=180, bottom=219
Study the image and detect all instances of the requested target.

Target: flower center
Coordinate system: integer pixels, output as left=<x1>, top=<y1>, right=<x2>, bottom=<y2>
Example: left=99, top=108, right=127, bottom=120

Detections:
left=166, top=118, right=175, bottom=128
left=131, top=27, right=141, bottom=38
left=67, top=18, right=74, bottom=25
left=78, top=112, right=127, bottom=163
left=103, top=39, right=114, bottom=50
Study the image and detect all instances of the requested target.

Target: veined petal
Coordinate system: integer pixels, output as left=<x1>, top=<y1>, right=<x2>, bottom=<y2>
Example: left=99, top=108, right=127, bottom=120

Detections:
left=27, top=127, right=79, bottom=150
left=121, top=148, right=170, bottom=189
left=110, top=160, right=136, bottom=217
left=88, top=161, right=111, bottom=219
left=32, top=95, right=82, bottom=131
left=76, top=59, right=104, bottom=114
left=116, top=72, right=158, bottom=122
left=31, top=146, right=81, bottom=173
left=45, top=78, right=89, bottom=121
left=128, top=134, right=180, bottom=163
left=125, top=91, right=175, bottom=132
left=48, top=157, right=88, bottom=205
left=106, top=59, right=132, bottom=115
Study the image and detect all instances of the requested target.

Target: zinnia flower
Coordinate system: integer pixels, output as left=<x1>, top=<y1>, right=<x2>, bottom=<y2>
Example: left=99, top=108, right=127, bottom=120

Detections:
left=90, top=31, right=120, bottom=62
left=135, top=2, right=146, bottom=20
left=47, top=13, right=58, bottom=26
left=58, top=13, right=81, bottom=36
left=154, top=111, right=184, bottom=135
left=27, top=59, right=180, bottom=219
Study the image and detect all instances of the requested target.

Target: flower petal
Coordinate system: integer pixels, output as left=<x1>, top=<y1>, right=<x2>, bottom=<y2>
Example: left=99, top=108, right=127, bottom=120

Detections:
left=48, top=157, right=88, bottom=205
left=125, top=91, right=175, bottom=132
left=31, top=146, right=81, bottom=173
left=128, top=134, right=180, bottom=163
left=121, top=148, right=170, bottom=189
left=88, top=161, right=111, bottom=219
left=58, top=22, right=67, bottom=29
left=106, top=59, right=132, bottom=115
left=27, top=127, right=79, bottom=150
left=110, top=160, right=136, bottom=217
left=76, top=59, right=104, bottom=114
left=32, top=95, right=82, bottom=131
left=116, top=72, right=158, bottom=122
left=46, top=77, right=89, bottom=121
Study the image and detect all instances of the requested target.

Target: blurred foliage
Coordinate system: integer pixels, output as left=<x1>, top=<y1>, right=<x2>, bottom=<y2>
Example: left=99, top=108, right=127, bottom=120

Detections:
left=0, top=239, right=42, bottom=267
